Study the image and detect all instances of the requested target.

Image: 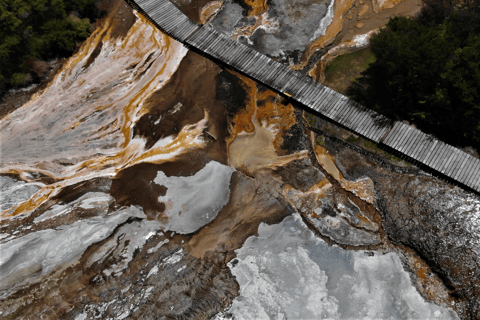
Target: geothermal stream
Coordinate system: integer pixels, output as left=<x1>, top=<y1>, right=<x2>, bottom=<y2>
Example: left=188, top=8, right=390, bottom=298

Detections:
left=1, top=0, right=479, bottom=318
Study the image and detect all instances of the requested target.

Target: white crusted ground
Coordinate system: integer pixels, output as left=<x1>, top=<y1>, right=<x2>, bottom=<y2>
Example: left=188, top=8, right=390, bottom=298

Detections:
left=227, top=213, right=458, bottom=320
left=0, top=206, right=145, bottom=299
left=154, top=160, right=235, bottom=234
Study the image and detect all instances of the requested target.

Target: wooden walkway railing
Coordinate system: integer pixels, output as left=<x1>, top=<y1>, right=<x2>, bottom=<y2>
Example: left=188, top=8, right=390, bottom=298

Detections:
left=125, top=0, right=480, bottom=193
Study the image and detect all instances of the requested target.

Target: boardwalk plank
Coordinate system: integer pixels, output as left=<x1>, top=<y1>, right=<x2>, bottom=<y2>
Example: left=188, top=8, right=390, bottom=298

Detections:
left=141, top=1, right=158, bottom=13
left=283, top=80, right=301, bottom=97
left=227, top=43, right=242, bottom=63
left=297, top=84, right=315, bottom=106
left=343, top=100, right=361, bottom=128
left=470, top=159, right=480, bottom=191
left=192, top=29, right=214, bottom=49
left=403, top=128, right=423, bottom=158
left=266, top=64, right=283, bottom=87
left=466, top=161, right=480, bottom=189
left=316, top=87, right=335, bottom=118
left=280, top=70, right=297, bottom=92
left=353, top=116, right=374, bottom=139
left=204, top=34, right=224, bottom=54
left=442, top=147, right=462, bottom=175
left=308, top=84, right=325, bottom=109
left=333, top=100, right=354, bottom=127
left=391, top=123, right=410, bottom=151
left=344, top=103, right=364, bottom=130
left=384, top=122, right=404, bottom=149
left=306, top=86, right=322, bottom=110
left=232, top=49, right=249, bottom=69
left=186, top=26, right=209, bottom=46
left=326, top=94, right=344, bottom=119
left=375, top=124, right=391, bottom=143
left=256, top=59, right=274, bottom=80
left=400, top=126, right=422, bottom=157
left=328, top=98, right=347, bottom=123
left=269, top=65, right=287, bottom=89
left=246, top=54, right=266, bottom=77
left=447, top=151, right=467, bottom=179
left=349, top=103, right=372, bottom=133
left=422, top=140, right=439, bottom=165
left=355, top=108, right=378, bottom=139
left=455, top=153, right=472, bottom=183
left=396, top=128, right=416, bottom=157
left=143, top=0, right=166, bottom=12
left=248, top=54, right=268, bottom=80
left=465, top=160, right=480, bottom=187
left=472, top=162, right=480, bottom=190
left=225, top=44, right=241, bottom=64
left=459, top=156, right=477, bottom=185
left=357, top=117, right=376, bottom=139
left=438, top=145, right=457, bottom=174
left=430, top=143, right=449, bottom=169
left=438, top=144, right=457, bottom=172
left=278, top=71, right=297, bottom=93
left=317, top=88, right=337, bottom=115
left=408, top=131, right=429, bottom=160
left=417, top=135, right=437, bottom=163
left=395, top=123, right=414, bottom=151
left=233, top=50, right=252, bottom=70
left=428, top=142, right=446, bottom=169
left=235, top=48, right=256, bottom=71
left=216, top=38, right=234, bottom=58
left=367, top=123, right=387, bottom=143
left=382, top=122, right=401, bottom=146
left=409, top=129, right=430, bottom=159
left=395, top=125, right=412, bottom=153
left=319, top=86, right=337, bottom=112
left=462, top=157, right=479, bottom=186
left=423, top=141, right=441, bottom=167
left=233, top=46, right=252, bottom=68
left=417, top=137, right=436, bottom=163
left=218, top=37, right=236, bottom=60
left=303, top=84, right=323, bottom=107
left=336, top=98, right=355, bottom=125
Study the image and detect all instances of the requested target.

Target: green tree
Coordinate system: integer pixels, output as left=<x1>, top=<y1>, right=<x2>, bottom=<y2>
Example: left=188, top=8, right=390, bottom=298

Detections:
left=349, top=11, right=480, bottom=148
left=0, top=0, right=100, bottom=94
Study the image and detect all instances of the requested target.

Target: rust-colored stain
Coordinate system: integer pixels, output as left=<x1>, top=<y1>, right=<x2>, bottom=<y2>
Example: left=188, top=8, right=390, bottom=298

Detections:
left=295, top=0, right=357, bottom=71
left=226, top=71, right=306, bottom=173
left=314, top=145, right=376, bottom=204
left=399, top=246, right=456, bottom=311
left=226, top=71, right=257, bottom=144
left=244, top=0, right=269, bottom=16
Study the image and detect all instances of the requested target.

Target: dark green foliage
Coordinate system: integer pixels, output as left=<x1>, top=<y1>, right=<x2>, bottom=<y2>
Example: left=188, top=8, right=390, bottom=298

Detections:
left=0, top=0, right=100, bottom=94
left=348, top=0, right=480, bottom=148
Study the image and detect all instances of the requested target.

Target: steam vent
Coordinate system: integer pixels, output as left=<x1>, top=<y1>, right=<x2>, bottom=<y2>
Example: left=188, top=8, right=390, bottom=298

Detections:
left=1, top=0, right=480, bottom=319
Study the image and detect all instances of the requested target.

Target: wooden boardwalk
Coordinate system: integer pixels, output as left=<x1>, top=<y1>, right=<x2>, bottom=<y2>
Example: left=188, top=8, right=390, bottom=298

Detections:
left=126, top=0, right=480, bottom=193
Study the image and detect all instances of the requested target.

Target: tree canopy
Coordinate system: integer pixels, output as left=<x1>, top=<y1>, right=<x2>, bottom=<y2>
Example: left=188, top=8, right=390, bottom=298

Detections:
left=0, top=0, right=101, bottom=92
left=349, top=0, right=480, bottom=148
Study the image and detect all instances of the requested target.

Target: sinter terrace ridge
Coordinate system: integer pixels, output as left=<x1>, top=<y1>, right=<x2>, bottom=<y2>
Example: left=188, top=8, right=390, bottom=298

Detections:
left=125, top=0, right=480, bottom=193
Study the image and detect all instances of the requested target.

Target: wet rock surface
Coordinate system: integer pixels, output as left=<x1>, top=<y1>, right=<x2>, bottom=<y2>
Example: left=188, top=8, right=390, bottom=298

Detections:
left=0, top=0, right=479, bottom=319
left=330, top=138, right=480, bottom=318
left=375, top=176, right=480, bottom=318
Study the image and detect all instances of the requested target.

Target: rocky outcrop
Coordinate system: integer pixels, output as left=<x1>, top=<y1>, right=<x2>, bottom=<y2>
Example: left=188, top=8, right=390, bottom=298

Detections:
left=333, top=139, right=480, bottom=319
left=375, top=176, right=480, bottom=319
